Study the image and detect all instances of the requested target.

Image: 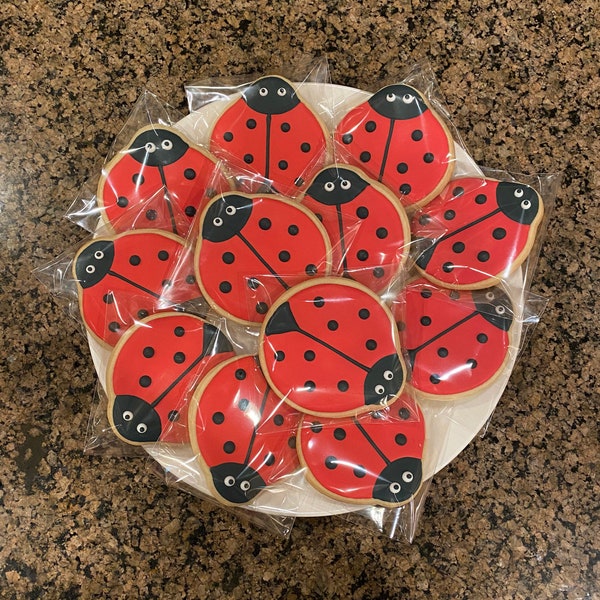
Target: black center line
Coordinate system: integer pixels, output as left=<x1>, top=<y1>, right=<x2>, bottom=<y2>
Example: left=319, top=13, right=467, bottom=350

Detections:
left=379, top=119, right=396, bottom=182
left=293, top=326, right=369, bottom=373
left=108, top=270, right=161, bottom=299
left=353, top=418, right=390, bottom=465
left=236, top=231, right=290, bottom=290
left=157, top=164, right=179, bottom=235
left=150, top=350, right=209, bottom=409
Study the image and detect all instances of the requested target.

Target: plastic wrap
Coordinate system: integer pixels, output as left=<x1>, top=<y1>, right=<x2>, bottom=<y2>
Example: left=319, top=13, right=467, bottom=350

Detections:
left=66, top=89, right=233, bottom=236
left=36, top=58, right=557, bottom=542
left=183, top=57, right=333, bottom=198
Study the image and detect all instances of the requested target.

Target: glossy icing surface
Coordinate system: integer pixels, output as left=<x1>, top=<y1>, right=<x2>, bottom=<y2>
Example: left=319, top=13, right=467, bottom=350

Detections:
left=210, top=76, right=329, bottom=196
left=259, top=278, right=406, bottom=417
left=302, top=165, right=410, bottom=292
left=98, top=125, right=230, bottom=236
left=74, top=230, right=200, bottom=347
left=412, top=178, right=544, bottom=288
left=196, top=192, right=331, bottom=324
left=107, top=312, right=234, bottom=445
left=298, top=392, right=425, bottom=506
left=334, top=84, right=454, bottom=209
left=189, top=355, right=300, bottom=505
left=392, top=278, right=514, bottom=398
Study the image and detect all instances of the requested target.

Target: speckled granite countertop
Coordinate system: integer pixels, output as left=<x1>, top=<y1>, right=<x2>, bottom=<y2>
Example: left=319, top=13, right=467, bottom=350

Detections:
left=0, top=1, right=598, bottom=598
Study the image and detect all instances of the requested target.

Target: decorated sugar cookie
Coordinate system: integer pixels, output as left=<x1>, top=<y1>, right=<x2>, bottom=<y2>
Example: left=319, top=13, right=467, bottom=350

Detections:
left=302, top=164, right=410, bottom=292
left=210, top=76, right=330, bottom=196
left=73, top=230, right=200, bottom=347
left=412, top=178, right=544, bottom=289
left=189, top=355, right=300, bottom=505
left=298, top=392, right=425, bottom=507
left=98, top=125, right=231, bottom=235
left=259, top=278, right=406, bottom=417
left=392, top=278, right=514, bottom=398
left=195, top=192, right=332, bottom=325
left=107, top=312, right=234, bottom=445
left=334, top=84, right=454, bottom=209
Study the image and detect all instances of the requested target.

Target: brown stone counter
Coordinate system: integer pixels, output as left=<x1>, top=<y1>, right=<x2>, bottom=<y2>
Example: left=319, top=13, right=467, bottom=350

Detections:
left=0, top=1, right=597, bottom=598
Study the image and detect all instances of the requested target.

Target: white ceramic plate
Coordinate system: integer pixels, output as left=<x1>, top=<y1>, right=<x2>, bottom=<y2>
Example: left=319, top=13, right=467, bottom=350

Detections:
left=89, top=83, right=523, bottom=517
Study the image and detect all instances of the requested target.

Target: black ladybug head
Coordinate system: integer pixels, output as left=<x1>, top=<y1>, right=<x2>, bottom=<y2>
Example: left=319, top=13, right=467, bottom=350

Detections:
left=364, top=353, right=405, bottom=406
left=75, top=240, right=115, bottom=288
left=202, top=322, right=235, bottom=356
left=264, top=301, right=300, bottom=336
left=243, top=76, right=300, bottom=115
left=496, top=182, right=541, bottom=225
left=368, top=84, right=428, bottom=120
left=112, top=394, right=162, bottom=443
left=128, top=127, right=189, bottom=167
left=306, top=167, right=369, bottom=206
left=201, top=194, right=253, bottom=242
left=210, top=462, right=266, bottom=504
left=372, top=456, right=422, bottom=505
left=472, top=287, right=514, bottom=331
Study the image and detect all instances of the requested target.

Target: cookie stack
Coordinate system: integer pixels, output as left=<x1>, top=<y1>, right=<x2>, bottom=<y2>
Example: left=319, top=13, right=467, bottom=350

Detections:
left=70, top=75, right=544, bottom=514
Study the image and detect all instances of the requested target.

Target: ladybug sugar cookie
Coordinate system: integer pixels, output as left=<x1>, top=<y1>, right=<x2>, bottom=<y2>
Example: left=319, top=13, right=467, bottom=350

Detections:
left=259, top=278, right=407, bottom=418
left=412, top=178, right=544, bottom=289
left=98, top=125, right=232, bottom=236
left=298, top=392, right=425, bottom=507
left=210, top=75, right=330, bottom=197
left=392, top=278, right=514, bottom=399
left=189, top=355, right=300, bottom=505
left=334, top=84, right=455, bottom=210
left=302, top=164, right=410, bottom=292
left=107, top=312, right=235, bottom=445
left=73, top=230, right=201, bottom=348
left=195, top=192, right=332, bottom=325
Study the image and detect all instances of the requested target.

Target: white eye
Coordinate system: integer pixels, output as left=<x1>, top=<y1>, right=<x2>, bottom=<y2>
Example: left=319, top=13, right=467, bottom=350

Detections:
left=161, top=139, right=173, bottom=150
left=383, top=370, right=394, bottom=381
left=495, top=305, right=506, bottom=315
left=213, top=217, right=223, bottom=227
left=340, top=180, right=351, bottom=190
left=277, top=87, right=287, bottom=96
left=402, top=472, right=414, bottom=483
left=324, top=182, right=335, bottom=192
left=94, top=250, right=104, bottom=260
left=240, top=480, right=251, bottom=491
left=137, top=423, right=147, bottom=434
left=375, top=384, right=385, bottom=395
left=402, top=93, right=415, bottom=103
left=225, top=205, right=237, bottom=215
left=514, top=188, right=524, bottom=198
left=486, top=291, right=495, bottom=301
left=85, top=265, right=95, bottom=274
left=145, top=142, right=156, bottom=153
left=259, top=87, right=268, bottom=96
left=389, top=482, right=402, bottom=494
left=521, top=199, right=532, bottom=210
left=224, top=476, right=235, bottom=487
left=386, top=93, right=396, bottom=102
left=122, top=411, right=133, bottom=422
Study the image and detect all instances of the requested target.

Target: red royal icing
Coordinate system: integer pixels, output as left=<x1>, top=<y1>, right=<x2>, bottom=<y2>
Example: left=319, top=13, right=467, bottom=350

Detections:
left=334, top=84, right=454, bottom=209
left=259, top=278, right=406, bottom=417
left=74, top=230, right=200, bottom=347
left=299, top=392, right=425, bottom=506
left=412, top=178, right=544, bottom=288
left=98, top=125, right=231, bottom=236
left=391, top=278, right=514, bottom=397
left=190, top=355, right=300, bottom=505
left=196, top=192, right=332, bottom=325
left=210, top=76, right=329, bottom=197
left=302, top=164, right=410, bottom=292
left=108, top=312, right=234, bottom=445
